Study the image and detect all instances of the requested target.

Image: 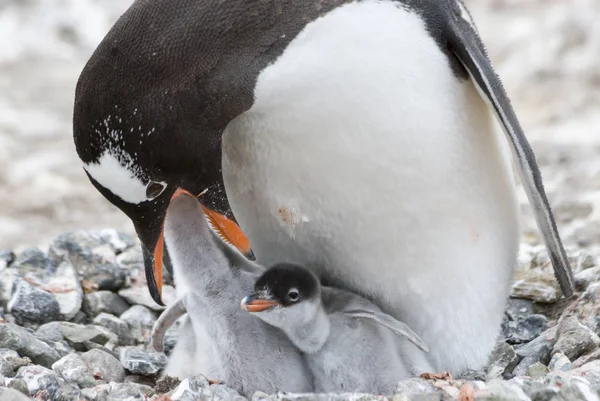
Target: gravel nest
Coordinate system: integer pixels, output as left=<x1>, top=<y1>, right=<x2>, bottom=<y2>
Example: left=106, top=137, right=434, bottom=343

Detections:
left=0, top=230, right=599, bottom=401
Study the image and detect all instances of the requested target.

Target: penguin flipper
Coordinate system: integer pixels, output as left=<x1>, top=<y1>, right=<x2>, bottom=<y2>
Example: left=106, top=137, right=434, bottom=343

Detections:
left=151, top=297, right=187, bottom=352
left=344, top=309, right=429, bottom=352
left=446, top=12, right=574, bottom=297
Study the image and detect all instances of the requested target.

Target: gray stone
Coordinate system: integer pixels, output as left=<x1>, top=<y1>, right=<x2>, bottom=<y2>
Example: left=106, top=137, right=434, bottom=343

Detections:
left=106, top=382, right=153, bottom=400
left=503, top=314, right=550, bottom=345
left=119, top=305, right=157, bottom=343
left=0, top=349, right=30, bottom=377
left=549, top=353, right=572, bottom=372
left=117, top=285, right=176, bottom=312
left=485, top=379, right=531, bottom=401
left=54, top=382, right=85, bottom=401
left=83, top=291, right=130, bottom=318
left=572, top=360, right=600, bottom=387
left=528, top=362, right=550, bottom=378
left=530, top=388, right=559, bottom=401
left=554, top=317, right=600, bottom=361
left=50, top=262, right=83, bottom=321
left=15, top=365, right=61, bottom=397
left=0, top=387, right=31, bottom=401
left=7, top=279, right=60, bottom=325
left=50, top=232, right=126, bottom=291
left=55, top=322, right=111, bottom=351
left=554, top=382, right=599, bottom=401
left=513, top=329, right=557, bottom=376
left=35, top=322, right=64, bottom=343
left=80, top=383, right=111, bottom=401
left=120, top=347, right=167, bottom=376
left=154, top=375, right=181, bottom=394
left=115, top=247, right=143, bottom=269
left=81, top=349, right=126, bottom=383
left=49, top=341, right=73, bottom=358
left=12, top=248, right=53, bottom=271
left=52, top=353, right=97, bottom=388
left=486, top=341, right=519, bottom=380
left=6, top=378, right=30, bottom=396
left=171, top=376, right=247, bottom=401
left=575, top=267, right=600, bottom=291
left=0, top=324, right=60, bottom=367
left=0, top=268, right=19, bottom=308
left=505, top=298, right=535, bottom=321
left=573, top=348, right=600, bottom=369
left=93, top=313, right=134, bottom=345
left=511, top=278, right=559, bottom=303
left=394, top=378, right=437, bottom=396
left=458, top=369, right=486, bottom=381
left=0, top=251, right=14, bottom=270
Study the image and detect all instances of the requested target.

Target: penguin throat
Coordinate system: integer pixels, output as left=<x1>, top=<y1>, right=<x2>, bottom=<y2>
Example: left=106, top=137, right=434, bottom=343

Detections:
left=284, top=302, right=330, bottom=354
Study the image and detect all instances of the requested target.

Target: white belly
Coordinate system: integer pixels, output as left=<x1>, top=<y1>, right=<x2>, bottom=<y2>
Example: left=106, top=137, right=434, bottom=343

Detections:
left=222, top=0, right=519, bottom=374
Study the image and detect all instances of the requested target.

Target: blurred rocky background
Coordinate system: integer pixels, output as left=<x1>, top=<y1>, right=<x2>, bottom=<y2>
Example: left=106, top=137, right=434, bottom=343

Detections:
left=0, top=0, right=599, bottom=253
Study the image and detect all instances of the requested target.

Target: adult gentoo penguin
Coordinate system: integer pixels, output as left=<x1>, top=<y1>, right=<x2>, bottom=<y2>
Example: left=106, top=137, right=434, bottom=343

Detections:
left=73, top=0, right=574, bottom=374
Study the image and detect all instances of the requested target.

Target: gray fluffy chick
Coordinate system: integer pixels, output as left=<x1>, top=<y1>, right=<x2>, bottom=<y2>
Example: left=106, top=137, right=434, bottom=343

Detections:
left=154, top=191, right=313, bottom=396
left=241, top=263, right=429, bottom=395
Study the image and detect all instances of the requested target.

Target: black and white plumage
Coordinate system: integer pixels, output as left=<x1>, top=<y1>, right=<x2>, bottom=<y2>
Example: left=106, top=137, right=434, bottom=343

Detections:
left=241, top=263, right=429, bottom=394
left=73, top=0, right=573, bottom=374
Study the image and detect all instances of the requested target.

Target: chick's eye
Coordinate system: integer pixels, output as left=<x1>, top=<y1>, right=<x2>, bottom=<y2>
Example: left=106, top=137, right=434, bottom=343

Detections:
left=146, top=181, right=166, bottom=200
left=287, top=289, right=299, bottom=301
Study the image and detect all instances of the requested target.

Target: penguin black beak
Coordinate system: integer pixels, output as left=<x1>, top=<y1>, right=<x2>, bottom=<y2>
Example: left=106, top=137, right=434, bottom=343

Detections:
left=240, top=294, right=280, bottom=313
left=141, top=188, right=254, bottom=306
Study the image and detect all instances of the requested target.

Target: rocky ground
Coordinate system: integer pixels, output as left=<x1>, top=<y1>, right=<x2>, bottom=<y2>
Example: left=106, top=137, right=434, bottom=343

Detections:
left=0, top=230, right=598, bottom=401
left=1, top=0, right=599, bottom=400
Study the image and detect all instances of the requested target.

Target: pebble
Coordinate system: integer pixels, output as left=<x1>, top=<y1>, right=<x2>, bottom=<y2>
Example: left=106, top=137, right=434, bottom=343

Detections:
left=0, top=387, right=31, bottom=401
left=93, top=313, right=134, bottom=345
left=486, top=342, right=519, bottom=380
left=80, top=383, right=111, bottom=401
left=528, top=362, right=550, bottom=378
left=83, top=291, right=130, bottom=318
left=170, top=376, right=246, bottom=401
left=0, top=251, right=14, bottom=271
left=15, top=364, right=61, bottom=397
left=513, top=328, right=557, bottom=376
left=511, top=278, right=559, bottom=304
left=0, top=323, right=61, bottom=367
left=35, top=322, right=64, bottom=343
left=52, top=353, right=98, bottom=388
left=548, top=353, right=572, bottom=372
left=106, top=382, right=153, bottom=400
left=7, top=278, right=60, bottom=325
left=50, top=232, right=126, bottom=291
left=118, top=285, right=177, bottom=312
left=54, top=381, right=85, bottom=401
left=6, top=378, right=29, bottom=396
left=573, top=348, right=600, bottom=369
left=575, top=267, right=600, bottom=291
left=502, top=314, right=549, bottom=344
left=120, top=347, right=167, bottom=376
left=394, top=378, right=437, bottom=396
left=50, top=261, right=84, bottom=321
left=485, top=379, right=531, bottom=401
left=120, top=305, right=157, bottom=343
left=55, top=322, right=112, bottom=351
left=553, top=316, right=600, bottom=361
left=81, top=348, right=126, bottom=383
left=0, top=349, right=30, bottom=377
left=572, top=360, right=600, bottom=387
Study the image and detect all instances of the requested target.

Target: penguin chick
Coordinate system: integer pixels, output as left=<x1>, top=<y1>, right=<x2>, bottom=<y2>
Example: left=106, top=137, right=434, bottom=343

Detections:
left=241, top=263, right=428, bottom=395
left=162, top=191, right=313, bottom=397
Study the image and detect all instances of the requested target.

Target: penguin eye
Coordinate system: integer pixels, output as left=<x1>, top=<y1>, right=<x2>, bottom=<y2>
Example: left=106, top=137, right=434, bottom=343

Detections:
left=146, top=181, right=166, bottom=200
left=287, top=289, right=299, bottom=302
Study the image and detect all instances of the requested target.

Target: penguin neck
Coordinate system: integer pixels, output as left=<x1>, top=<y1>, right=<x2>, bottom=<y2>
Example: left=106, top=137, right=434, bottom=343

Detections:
left=284, top=300, right=331, bottom=354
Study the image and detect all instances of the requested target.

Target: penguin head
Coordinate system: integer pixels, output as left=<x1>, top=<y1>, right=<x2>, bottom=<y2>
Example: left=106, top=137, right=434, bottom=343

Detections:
left=241, top=263, right=321, bottom=327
